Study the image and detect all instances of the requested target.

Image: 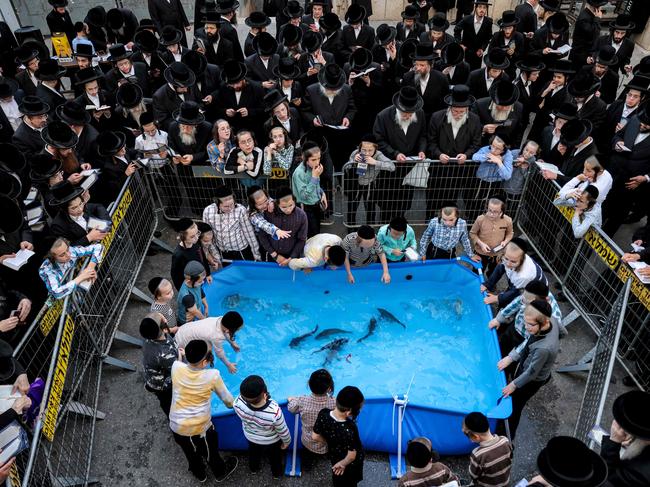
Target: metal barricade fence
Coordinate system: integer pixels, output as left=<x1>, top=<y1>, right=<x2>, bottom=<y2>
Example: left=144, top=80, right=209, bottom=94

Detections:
left=340, top=160, right=525, bottom=228
left=516, top=165, right=650, bottom=390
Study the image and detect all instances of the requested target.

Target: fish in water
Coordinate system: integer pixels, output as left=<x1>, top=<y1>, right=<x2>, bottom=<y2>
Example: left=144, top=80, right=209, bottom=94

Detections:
left=315, top=328, right=352, bottom=339
left=222, top=293, right=241, bottom=308
left=357, top=318, right=377, bottom=343
left=289, top=325, right=319, bottom=348
left=453, top=299, right=463, bottom=320
left=312, top=338, right=349, bottom=366
left=377, top=308, right=406, bottom=329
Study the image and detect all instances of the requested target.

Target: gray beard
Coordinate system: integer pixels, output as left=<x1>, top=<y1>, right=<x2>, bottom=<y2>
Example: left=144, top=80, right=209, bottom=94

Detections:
left=394, top=109, right=417, bottom=133
left=319, top=84, right=340, bottom=103
left=126, top=103, right=146, bottom=124
left=447, top=110, right=468, bottom=131
left=490, top=102, right=512, bottom=121
left=179, top=127, right=197, bottom=146
left=620, top=438, right=650, bottom=461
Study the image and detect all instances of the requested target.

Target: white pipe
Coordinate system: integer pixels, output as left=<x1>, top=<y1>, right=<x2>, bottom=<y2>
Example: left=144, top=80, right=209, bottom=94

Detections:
left=290, top=414, right=300, bottom=476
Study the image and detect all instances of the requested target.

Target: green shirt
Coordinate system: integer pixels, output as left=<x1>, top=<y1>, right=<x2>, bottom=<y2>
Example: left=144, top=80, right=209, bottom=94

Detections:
left=292, top=163, right=322, bottom=205
left=377, top=224, right=418, bottom=261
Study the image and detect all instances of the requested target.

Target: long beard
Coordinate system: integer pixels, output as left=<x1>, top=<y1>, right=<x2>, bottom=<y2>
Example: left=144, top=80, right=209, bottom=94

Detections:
left=447, top=110, right=468, bottom=131
left=319, top=84, right=340, bottom=103
left=620, top=439, right=650, bottom=461
left=127, top=103, right=146, bottom=125
left=490, top=103, right=512, bottom=121
left=59, top=150, right=80, bottom=174
left=394, top=110, right=417, bottom=132
left=179, top=127, right=197, bottom=146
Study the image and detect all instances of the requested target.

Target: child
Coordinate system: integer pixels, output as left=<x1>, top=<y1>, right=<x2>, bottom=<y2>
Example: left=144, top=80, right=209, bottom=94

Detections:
left=570, top=185, right=601, bottom=239
left=247, top=185, right=292, bottom=242
left=173, top=312, right=244, bottom=374
left=263, top=126, right=295, bottom=176
left=462, top=412, right=512, bottom=487
left=206, top=119, right=233, bottom=172
left=469, top=196, right=514, bottom=276
left=377, top=216, right=418, bottom=263
left=224, top=130, right=264, bottom=185
left=234, top=375, right=291, bottom=479
left=313, top=385, right=365, bottom=487
left=177, top=261, right=208, bottom=324
left=557, top=156, right=612, bottom=205
left=134, top=112, right=169, bottom=167
left=468, top=135, right=514, bottom=217
left=169, top=339, right=237, bottom=483
left=287, top=369, right=336, bottom=468
left=342, top=225, right=391, bottom=284
left=139, top=313, right=178, bottom=416
left=148, top=277, right=178, bottom=333
left=292, top=141, right=327, bottom=237
left=170, top=218, right=211, bottom=291
left=196, top=222, right=222, bottom=273
left=399, top=436, right=458, bottom=487
left=419, top=205, right=476, bottom=261
left=503, top=139, right=538, bottom=206
left=345, top=134, right=395, bottom=225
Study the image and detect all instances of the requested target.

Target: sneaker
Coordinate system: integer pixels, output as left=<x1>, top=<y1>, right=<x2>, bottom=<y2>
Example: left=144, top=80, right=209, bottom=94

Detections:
left=190, top=469, right=207, bottom=483
left=215, top=457, right=238, bottom=483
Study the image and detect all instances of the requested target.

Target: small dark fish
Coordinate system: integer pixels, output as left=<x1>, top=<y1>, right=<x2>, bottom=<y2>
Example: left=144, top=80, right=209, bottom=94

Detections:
left=312, top=338, right=349, bottom=366
left=377, top=308, right=406, bottom=329
left=315, top=328, right=352, bottom=339
left=357, top=318, right=377, bottom=343
left=289, top=324, right=319, bottom=348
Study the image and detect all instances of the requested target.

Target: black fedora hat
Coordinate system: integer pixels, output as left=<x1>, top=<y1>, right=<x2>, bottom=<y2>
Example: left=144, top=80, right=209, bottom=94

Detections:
left=107, top=8, right=126, bottom=29
left=547, top=12, right=569, bottom=34
left=49, top=180, right=85, bottom=207
left=215, top=0, right=240, bottom=14
left=0, top=170, right=21, bottom=199
left=552, top=59, right=576, bottom=75
left=345, top=4, right=366, bottom=24
left=552, top=102, right=578, bottom=120
left=412, top=42, right=435, bottom=61
left=182, top=49, right=208, bottom=76
left=35, top=58, right=66, bottom=81
left=136, top=18, right=158, bottom=33
left=568, top=72, right=601, bottom=98
left=96, top=131, right=127, bottom=157
left=595, top=45, right=618, bottom=67
left=318, top=63, right=345, bottom=90
left=134, top=29, right=159, bottom=53
left=0, top=195, right=23, bottom=235
left=302, top=31, right=324, bottom=53
left=376, top=24, right=396, bottom=46
left=160, top=26, right=182, bottom=46
left=19, top=95, right=49, bottom=116
left=245, top=11, right=271, bottom=28
left=301, top=129, right=328, bottom=152
left=537, top=436, right=607, bottom=487
left=41, top=120, right=79, bottom=148
left=273, top=57, right=301, bottom=80
left=497, top=10, right=519, bottom=28
left=0, top=144, right=26, bottom=174
left=173, top=101, right=205, bottom=125
left=540, top=0, right=560, bottom=12
left=444, top=84, right=475, bottom=107
left=401, top=4, right=420, bottom=20
left=48, top=0, right=68, bottom=7
left=398, top=38, right=419, bottom=70
left=202, top=10, right=225, bottom=25
left=85, top=6, right=106, bottom=28
left=107, top=43, right=131, bottom=62
left=14, top=45, right=39, bottom=65
left=349, top=47, right=372, bottom=72
left=320, top=12, right=342, bottom=32
left=164, top=62, right=197, bottom=87
left=625, top=74, right=650, bottom=93
left=281, top=24, right=303, bottom=46
left=560, top=119, right=592, bottom=146
left=30, top=153, right=62, bottom=182
left=484, top=49, right=510, bottom=70
left=490, top=80, right=519, bottom=106
left=283, top=0, right=304, bottom=18
left=0, top=79, right=18, bottom=99
left=473, top=0, right=492, bottom=4
left=633, top=56, right=650, bottom=76
left=610, top=13, right=635, bottom=31
left=263, top=89, right=288, bottom=112
left=56, top=100, right=91, bottom=126
left=221, top=60, right=247, bottom=84
left=442, top=42, right=464, bottom=67
left=517, top=54, right=545, bottom=72
left=116, top=82, right=143, bottom=108
left=253, top=31, right=278, bottom=56
left=74, top=67, right=103, bottom=86
left=73, top=43, right=94, bottom=59
left=428, top=13, right=449, bottom=32
left=612, top=390, right=650, bottom=440
left=392, top=86, right=423, bottom=112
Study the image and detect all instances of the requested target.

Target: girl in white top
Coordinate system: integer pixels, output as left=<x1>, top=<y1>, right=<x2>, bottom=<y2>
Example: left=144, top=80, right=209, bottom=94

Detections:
left=571, top=185, right=602, bottom=239
left=558, top=156, right=612, bottom=204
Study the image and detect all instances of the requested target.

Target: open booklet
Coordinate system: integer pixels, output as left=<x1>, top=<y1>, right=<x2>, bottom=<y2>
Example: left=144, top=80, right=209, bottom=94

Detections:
left=349, top=67, right=376, bottom=79
left=2, top=249, right=35, bottom=271
left=0, top=420, right=29, bottom=465
left=627, top=261, right=650, bottom=284
left=535, top=161, right=564, bottom=175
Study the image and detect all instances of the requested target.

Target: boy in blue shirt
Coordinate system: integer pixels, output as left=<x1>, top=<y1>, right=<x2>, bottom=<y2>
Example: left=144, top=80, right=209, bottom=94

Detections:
left=377, top=216, right=418, bottom=262
left=177, top=261, right=208, bottom=324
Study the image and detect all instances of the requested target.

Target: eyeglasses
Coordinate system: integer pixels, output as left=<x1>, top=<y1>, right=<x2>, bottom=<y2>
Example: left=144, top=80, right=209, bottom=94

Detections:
left=486, top=209, right=501, bottom=215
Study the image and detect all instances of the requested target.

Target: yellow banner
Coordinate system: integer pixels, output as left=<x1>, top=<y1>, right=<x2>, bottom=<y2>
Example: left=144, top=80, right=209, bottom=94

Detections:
left=101, top=188, right=133, bottom=257
left=42, top=315, right=75, bottom=442
left=269, top=167, right=289, bottom=179
left=50, top=33, right=72, bottom=58
left=584, top=229, right=620, bottom=271
left=39, top=299, right=64, bottom=336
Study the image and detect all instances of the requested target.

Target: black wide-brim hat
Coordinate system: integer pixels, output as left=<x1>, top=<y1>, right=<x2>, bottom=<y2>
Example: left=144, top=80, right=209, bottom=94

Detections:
left=517, top=54, right=546, bottom=72
left=552, top=59, right=577, bottom=75
left=318, top=63, right=345, bottom=90
left=490, top=80, right=519, bottom=106
left=107, top=43, right=131, bottom=62
left=444, top=84, right=475, bottom=107
left=537, top=436, right=608, bottom=487
left=245, top=11, right=271, bottom=28
left=0, top=194, right=23, bottom=235
left=263, top=89, right=289, bottom=112
left=173, top=101, right=206, bottom=125
left=497, top=10, right=519, bottom=27
left=0, top=167, right=21, bottom=199
left=301, top=129, right=328, bottom=153
left=41, top=120, right=79, bottom=149
left=56, top=101, right=91, bottom=126
left=442, top=42, right=464, bottom=67
left=96, top=131, right=127, bottom=157
left=30, top=153, right=62, bottom=182
left=0, top=79, right=18, bottom=99
left=376, top=23, right=396, bottom=46
left=49, top=180, right=85, bottom=207
left=302, top=31, right=324, bottom=54
left=412, top=42, right=435, bottom=61
left=281, top=24, right=303, bottom=46
left=273, top=57, right=301, bottom=80
left=345, top=4, right=366, bottom=24
left=392, top=86, right=423, bottom=112
left=19, top=95, right=50, bottom=116
left=320, top=12, right=342, bottom=32
left=202, top=11, right=226, bottom=25
left=136, top=18, right=158, bottom=33
left=35, top=59, right=66, bottom=81
left=595, top=45, right=618, bottom=66
left=568, top=73, right=601, bottom=98
left=547, top=12, right=569, bottom=33
left=552, top=102, right=578, bottom=120
left=560, top=119, right=593, bottom=146
left=625, top=74, right=650, bottom=93
left=613, top=390, right=650, bottom=440
left=610, top=13, right=635, bottom=31
left=74, top=67, right=103, bottom=86
left=221, top=60, right=247, bottom=84
left=85, top=6, right=106, bottom=27
left=0, top=144, right=26, bottom=175
left=349, top=47, right=372, bottom=72
left=116, top=80, right=144, bottom=108
left=398, top=38, right=419, bottom=70
left=283, top=1, right=304, bottom=18
left=48, top=0, right=68, bottom=8
left=540, top=0, right=560, bottom=12
left=107, top=8, right=126, bottom=29
left=160, top=27, right=182, bottom=46
left=401, top=4, right=420, bottom=19
left=73, top=43, right=94, bottom=59
left=164, top=62, right=197, bottom=87
left=428, top=13, right=449, bottom=31
left=215, top=0, right=240, bottom=14
left=182, top=49, right=208, bottom=76
left=134, top=30, right=159, bottom=53
left=14, top=45, right=39, bottom=65
left=253, top=32, right=278, bottom=56
left=484, top=49, right=510, bottom=70
left=633, top=56, right=650, bottom=76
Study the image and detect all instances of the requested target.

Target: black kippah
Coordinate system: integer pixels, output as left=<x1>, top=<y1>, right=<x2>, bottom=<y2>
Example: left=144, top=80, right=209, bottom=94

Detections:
left=464, top=412, right=489, bottom=433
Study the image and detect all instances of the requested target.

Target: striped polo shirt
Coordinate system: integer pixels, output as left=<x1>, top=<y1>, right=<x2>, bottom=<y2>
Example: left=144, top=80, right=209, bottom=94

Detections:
left=469, top=435, right=513, bottom=487
left=233, top=396, right=292, bottom=446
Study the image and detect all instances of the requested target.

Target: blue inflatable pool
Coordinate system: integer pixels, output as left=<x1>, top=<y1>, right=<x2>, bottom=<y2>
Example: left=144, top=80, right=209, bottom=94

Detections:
left=206, top=259, right=511, bottom=455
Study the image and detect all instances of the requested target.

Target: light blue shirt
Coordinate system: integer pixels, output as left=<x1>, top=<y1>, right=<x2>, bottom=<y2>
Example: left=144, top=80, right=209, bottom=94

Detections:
left=473, top=146, right=514, bottom=182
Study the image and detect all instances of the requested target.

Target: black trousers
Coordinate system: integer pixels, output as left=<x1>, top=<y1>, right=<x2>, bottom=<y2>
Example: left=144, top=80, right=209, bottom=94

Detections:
left=425, top=244, right=456, bottom=260
left=248, top=440, right=284, bottom=477
left=346, top=178, right=380, bottom=226
left=478, top=253, right=500, bottom=277
left=301, top=203, right=322, bottom=238
left=145, top=384, right=172, bottom=417
left=172, top=425, right=226, bottom=479
left=506, top=376, right=551, bottom=441
left=222, top=247, right=255, bottom=262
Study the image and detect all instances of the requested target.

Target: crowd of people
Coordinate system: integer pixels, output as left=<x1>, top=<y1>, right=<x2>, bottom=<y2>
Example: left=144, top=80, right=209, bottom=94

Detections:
left=1, top=0, right=650, bottom=484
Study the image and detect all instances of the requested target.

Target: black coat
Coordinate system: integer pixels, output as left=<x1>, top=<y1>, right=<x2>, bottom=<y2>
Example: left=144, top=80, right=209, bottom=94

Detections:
left=296, top=51, right=336, bottom=87
left=514, top=1, right=537, bottom=35
left=12, top=122, right=44, bottom=161
left=570, top=7, right=600, bottom=66
left=171, top=243, right=210, bottom=290
left=193, top=31, right=234, bottom=67
left=302, top=83, right=356, bottom=126
left=439, top=61, right=471, bottom=87
left=0, top=22, right=18, bottom=77
left=92, top=152, right=135, bottom=206
left=487, top=31, right=525, bottom=77
left=321, top=30, right=346, bottom=66
left=50, top=203, right=111, bottom=246
left=148, top=0, right=190, bottom=33
left=575, top=95, right=607, bottom=140
left=167, top=120, right=213, bottom=165
left=600, top=436, right=650, bottom=487
left=529, top=31, right=571, bottom=74
left=373, top=105, right=427, bottom=159
left=35, top=84, right=65, bottom=115
left=46, top=9, right=75, bottom=45
left=341, top=25, right=376, bottom=61
left=244, top=33, right=256, bottom=58
left=593, top=34, right=634, bottom=75
left=214, top=81, right=266, bottom=139
left=539, top=125, right=566, bottom=166
left=104, top=62, right=150, bottom=97
left=245, top=53, right=280, bottom=83
left=600, top=100, right=638, bottom=154
left=264, top=108, right=303, bottom=143
left=427, top=109, right=482, bottom=159
left=396, top=21, right=426, bottom=43
left=557, top=140, right=598, bottom=185
left=529, top=84, right=571, bottom=140
left=514, top=74, right=541, bottom=122
left=610, top=115, right=650, bottom=178
left=453, top=14, right=493, bottom=70
left=113, top=102, right=153, bottom=148
left=418, top=32, right=456, bottom=58
left=75, top=124, right=100, bottom=165
left=472, top=97, right=525, bottom=147
left=467, top=68, right=510, bottom=101
left=106, top=9, right=139, bottom=45
left=152, top=84, right=199, bottom=131
left=584, top=67, right=619, bottom=106
left=220, top=21, right=245, bottom=62
left=195, top=64, right=222, bottom=118
left=402, top=69, right=450, bottom=119
left=15, top=71, right=38, bottom=97
left=74, top=90, right=116, bottom=134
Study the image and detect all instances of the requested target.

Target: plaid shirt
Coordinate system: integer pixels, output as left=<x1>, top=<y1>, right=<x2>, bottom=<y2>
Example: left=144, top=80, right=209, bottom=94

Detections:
left=287, top=394, right=336, bottom=454
left=38, top=244, right=103, bottom=299
left=202, top=203, right=261, bottom=260
left=419, top=218, right=474, bottom=257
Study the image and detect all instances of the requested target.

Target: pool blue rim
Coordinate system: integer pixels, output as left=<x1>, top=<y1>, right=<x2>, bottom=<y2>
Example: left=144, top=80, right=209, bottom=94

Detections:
left=210, top=258, right=512, bottom=420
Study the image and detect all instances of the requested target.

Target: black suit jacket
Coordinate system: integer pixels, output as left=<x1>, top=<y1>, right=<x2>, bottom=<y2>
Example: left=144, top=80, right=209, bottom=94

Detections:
left=373, top=106, right=427, bottom=159
left=600, top=436, right=650, bottom=487
left=441, top=61, right=471, bottom=86
left=46, top=9, right=75, bottom=45
left=12, top=123, right=44, bottom=161
left=75, top=124, right=100, bottom=165
left=396, top=22, right=426, bottom=43
left=35, top=85, right=65, bottom=115
left=600, top=100, right=637, bottom=154
left=596, top=69, right=619, bottom=106
left=514, top=2, right=537, bottom=35
left=297, top=52, right=336, bottom=87
left=593, top=34, right=634, bottom=75
left=15, top=71, right=38, bottom=97
left=487, top=31, right=525, bottom=74
left=427, top=109, right=482, bottom=159
left=611, top=116, right=650, bottom=178
left=453, top=14, right=493, bottom=68
left=322, top=30, right=346, bottom=66
left=467, top=68, right=510, bottom=101
left=152, top=84, right=199, bottom=131
left=558, top=141, right=598, bottom=185
left=529, top=30, right=571, bottom=67
left=402, top=69, right=450, bottom=119
left=167, top=120, right=213, bottom=165
left=50, top=203, right=111, bottom=246
left=514, top=75, right=542, bottom=122
left=92, top=152, right=135, bottom=206
left=418, top=32, right=456, bottom=58
left=214, top=81, right=266, bottom=138
left=472, top=97, right=525, bottom=147
left=539, top=125, right=565, bottom=165
left=0, top=22, right=18, bottom=77
left=264, top=108, right=304, bottom=143
left=245, top=53, right=280, bottom=83
left=106, top=9, right=139, bottom=45
left=194, top=31, right=234, bottom=67
left=341, top=25, right=376, bottom=61
left=570, top=8, right=600, bottom=66
left=220, top=21, right=245, bottom=62
left=576, top=95, right=607, bottom=139
left=302, top=84, right=356, bottom=126
left=148, top=0, right=189, bottom=32
left=105, top=62, right=150, bottom=96
left=74, top=90, right=115, bottom=133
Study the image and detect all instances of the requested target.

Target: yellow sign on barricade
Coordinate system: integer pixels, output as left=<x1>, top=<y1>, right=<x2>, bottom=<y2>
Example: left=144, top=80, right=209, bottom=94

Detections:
left=101, top=188, right=133, bottom=257
left=39, top=299, right=64, bottom=337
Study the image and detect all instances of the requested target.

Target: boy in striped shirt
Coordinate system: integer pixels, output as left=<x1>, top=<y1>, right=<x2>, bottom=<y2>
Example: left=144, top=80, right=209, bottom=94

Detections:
left=234, top=375, right=291, bottom=478
left=463, top=412, right=512, bottom=487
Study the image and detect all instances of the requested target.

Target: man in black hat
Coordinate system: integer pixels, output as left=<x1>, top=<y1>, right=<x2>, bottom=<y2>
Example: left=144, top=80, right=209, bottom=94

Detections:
left=570, top=0, right=607, bottom=68
left=35, top=59, right=66, bottom=114
left=84, top=6, right=108, bottom=53
left=214, top=0, right=245, bottom=62
left=591, top=14, right=635, bottom=76
left=371, top=24, right=399, bottom=107
left=0, top=80, right=22, bottom=143
left=193, top=11, right=234, bottom=67
left=539, top=102, right=576, bottom=163
left=514, top=55, right=545, bottom=124
left=244, top=11, right=272, bottom=57
left=181, top=50, right=221, bottom=122
left=159, top=26, right=191, bottom=66
left=277, top=1, right=309, bottom=45
left=514, top=0, right=538, bottom=42
left=344, top=48, right=383, bottom=138
left=530, top=11, right=570, bottom=74
left=245, top=32, right=280, bottom=86
left=153, top=62, right=199, bottom=131
left=148, top=0, right=191, bottom=48
left=12, top=96, right=49, bottom=161
left=131, top=30, right=166, bottom=94
left=601, top=75, right=649, bottom=154
left=277, top=24, right=305, bottom=61
left=438, top=42, right=471, bottom=86
left=453, top=0, right=493, bottom=71
left=419, top=14, right=455, bottom=58
left=57, top=100, right=101, bottom=165
left=600, top=391, right=650, bottom=486
left=168, top=101, right=213, bottom=167
left=303, top=0, right=328, bottom=30
left=0, top=21, right=18, bottom=79
left=529, top=59, right=574, bottom=141
left=93, top=131, right=138, bottom=206
left=467, top=49, right=510, bottom=100
left=582, top=45, right=619, bottom=105
left=473, top=79, right=524, bottom=147
left=104, top=44, right=150, bottom=96
left=73, top=67, right=114, bottom=133
left=341, top=5, right=375, bottom=62
left=71, top=44, right=106, bottom=97
left=297, top=31, right=335, bottom=87
left=114, top=83, right=150, bottom=147
left=320, top=13, right=346, bottom=66
left=487, top=10, right=523, bottom=79
left=401, top=43, right=450, bottom=120
left=568, top=72, right=607, bottom=138
left=14, top=47, right=40, bottom=97
left=106, top=7, right=139, bottom=47
left=41, top=120, right=93, bottom=187
left=397, top=5, right=425, bottom=42
left=544, top=118, right=596, bottom=186
left=46, top=0, right=75, bottom=46
left=273, top=57, right=304, bottom=108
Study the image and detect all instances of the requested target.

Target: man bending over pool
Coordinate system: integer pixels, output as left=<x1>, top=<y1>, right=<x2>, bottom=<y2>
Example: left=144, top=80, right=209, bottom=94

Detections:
left=288, top=233, right=347, bottom=271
